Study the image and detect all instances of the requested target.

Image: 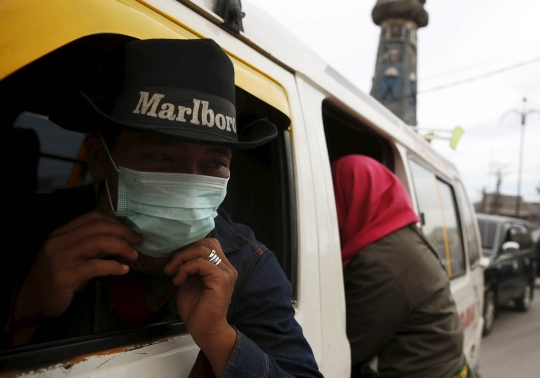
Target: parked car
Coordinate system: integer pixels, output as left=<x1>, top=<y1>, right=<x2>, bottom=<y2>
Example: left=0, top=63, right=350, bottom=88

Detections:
left=533, top=229, right=540, bottom=279
left=536, top=239, right=540, bottom=279
left=477, top=213, right=537, bottom=336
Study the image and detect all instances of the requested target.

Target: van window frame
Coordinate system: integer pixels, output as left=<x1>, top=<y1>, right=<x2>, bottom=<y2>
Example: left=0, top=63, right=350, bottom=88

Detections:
left=407, top=157, right=467, bottom=279
left=321, top=99, right=395, bottom=170
left=0, top=321, right=186, bottom=371
left=477, top=217, right=501, bottom=255
left=454, top=181, right=480, bottom=269
left=280, top=129, right=298, bottom=299
left=1, top=33, right=298, bottom=371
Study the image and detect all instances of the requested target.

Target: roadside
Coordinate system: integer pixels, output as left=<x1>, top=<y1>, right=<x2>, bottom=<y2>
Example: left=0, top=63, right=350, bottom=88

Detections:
left=535, top=227, right=540, bottom=288
left=477, top=287, right=540, bottom=378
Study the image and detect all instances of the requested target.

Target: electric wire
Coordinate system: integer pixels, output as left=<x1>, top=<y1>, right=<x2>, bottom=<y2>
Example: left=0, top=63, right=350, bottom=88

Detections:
left=417, top=57, right=540, bottom=95
left=421, top=51, right=536, bottom=83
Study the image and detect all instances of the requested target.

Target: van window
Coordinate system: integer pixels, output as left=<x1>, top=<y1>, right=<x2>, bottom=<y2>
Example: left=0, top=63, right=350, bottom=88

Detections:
left=455, top=182, right=480, bottom=268
left=507, top=224, right=533, bottom=249
left=13, top=113, right=92, bottom=193
left=322, top=100, right=394, bottom=168
left=408, top=159, right=466, bottom=278
left=0, top=34, right=295, bottom=369
left=477, top=219, right=498, bottom=253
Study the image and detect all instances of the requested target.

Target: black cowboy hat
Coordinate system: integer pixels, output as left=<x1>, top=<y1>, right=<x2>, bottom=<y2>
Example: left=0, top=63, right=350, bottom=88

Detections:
left=49, top=38, right=277, bottom=149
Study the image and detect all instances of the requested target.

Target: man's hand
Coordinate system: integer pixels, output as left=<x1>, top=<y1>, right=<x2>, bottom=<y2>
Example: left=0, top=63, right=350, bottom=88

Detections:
left=8, top=210, right=141, bottom=345
left=164, top=238, right=238, bottom=376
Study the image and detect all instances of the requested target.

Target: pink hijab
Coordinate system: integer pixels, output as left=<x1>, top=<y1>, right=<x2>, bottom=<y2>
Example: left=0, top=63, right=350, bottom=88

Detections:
left=331, top=155, right=419, bottom=267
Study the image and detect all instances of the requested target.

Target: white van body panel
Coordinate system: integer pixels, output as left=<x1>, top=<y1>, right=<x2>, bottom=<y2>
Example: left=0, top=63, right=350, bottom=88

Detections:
left=16, top=336, right=199, bottom=378
left=295, top=75, right=351, bottom=377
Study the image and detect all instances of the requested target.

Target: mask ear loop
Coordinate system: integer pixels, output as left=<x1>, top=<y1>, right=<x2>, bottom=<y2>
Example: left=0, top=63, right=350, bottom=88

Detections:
left=99, top=135, right=120, bottom=213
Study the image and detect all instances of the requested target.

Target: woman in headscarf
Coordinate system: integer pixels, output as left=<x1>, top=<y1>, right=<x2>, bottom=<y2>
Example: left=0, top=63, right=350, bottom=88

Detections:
left=331, top=155, right=474, bottom=378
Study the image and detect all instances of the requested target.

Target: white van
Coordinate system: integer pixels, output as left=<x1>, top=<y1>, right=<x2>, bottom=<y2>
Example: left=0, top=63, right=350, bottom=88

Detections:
left=0, top=0, right=484, bottom=376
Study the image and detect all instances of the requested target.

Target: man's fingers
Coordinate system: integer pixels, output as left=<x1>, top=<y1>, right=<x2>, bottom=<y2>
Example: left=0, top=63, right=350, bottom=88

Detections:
left=51, top=210, right=122, bottom=237
left=50, top=235, right=139, bottom=262
left=164, top=238, right=233, bottom=275
left=43, top=214, right=141, bottom=262
left=63, top=259, right=130, bottom=284
left=172, top=258, right=229, bottom=287
left=164, top=244, right=213, bottom=274
left=204, top=238, right=235, bottom=271
left=53, top=221, right=141, bottom=252
left=76, top=235, right=139, bottom=261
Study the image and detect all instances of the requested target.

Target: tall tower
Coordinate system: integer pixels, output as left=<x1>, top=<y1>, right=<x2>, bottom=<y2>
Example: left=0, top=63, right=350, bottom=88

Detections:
left=370, top=0, right=428, bottom=126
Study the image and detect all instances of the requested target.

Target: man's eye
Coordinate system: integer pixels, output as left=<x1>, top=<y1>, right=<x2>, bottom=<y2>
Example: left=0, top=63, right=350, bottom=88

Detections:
left=144, top=154, right=171, bottom=161
left=210, top=160, right=229, bottom=169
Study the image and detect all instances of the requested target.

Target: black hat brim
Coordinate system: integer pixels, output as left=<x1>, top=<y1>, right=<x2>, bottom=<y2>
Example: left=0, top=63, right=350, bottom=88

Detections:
left=49, top=90, right=278, bottom=149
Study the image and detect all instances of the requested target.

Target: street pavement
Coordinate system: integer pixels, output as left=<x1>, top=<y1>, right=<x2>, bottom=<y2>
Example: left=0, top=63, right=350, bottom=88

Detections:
left=477, top=283, right=540, bottom=378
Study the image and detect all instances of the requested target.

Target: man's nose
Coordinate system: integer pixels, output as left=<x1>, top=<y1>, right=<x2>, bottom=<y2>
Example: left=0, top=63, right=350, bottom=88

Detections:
left=173, top=160, right=202, bottom=175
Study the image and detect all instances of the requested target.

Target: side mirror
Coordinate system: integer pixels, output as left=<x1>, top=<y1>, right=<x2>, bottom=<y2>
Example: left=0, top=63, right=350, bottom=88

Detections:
left=480, top=256, right=490, bottom=269
left=501, top=241, right=520, bottom=251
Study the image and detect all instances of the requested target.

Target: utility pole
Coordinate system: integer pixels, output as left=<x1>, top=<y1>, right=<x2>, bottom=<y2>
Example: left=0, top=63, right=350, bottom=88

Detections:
left=489, top=164, right=509, bottom=215
left=500, top=98, right=540, bottom=217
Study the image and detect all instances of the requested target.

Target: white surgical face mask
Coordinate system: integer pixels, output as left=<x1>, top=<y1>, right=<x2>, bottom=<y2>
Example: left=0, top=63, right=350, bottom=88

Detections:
left=101, top=137, right=228, bottom=258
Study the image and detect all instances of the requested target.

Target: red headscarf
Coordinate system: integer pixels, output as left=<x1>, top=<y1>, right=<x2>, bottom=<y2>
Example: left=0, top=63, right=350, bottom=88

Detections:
left=331, top=155, right=419, bottom=267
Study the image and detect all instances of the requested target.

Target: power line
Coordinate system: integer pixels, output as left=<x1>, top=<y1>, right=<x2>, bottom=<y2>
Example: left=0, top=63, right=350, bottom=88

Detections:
left=421, top=51, right=537, bottom=83
left=417, top=56, right=540, bottom=95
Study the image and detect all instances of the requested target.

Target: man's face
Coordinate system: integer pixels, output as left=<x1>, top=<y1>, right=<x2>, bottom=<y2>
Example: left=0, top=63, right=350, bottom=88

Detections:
left=112, top=129, right=231, bottom=173
left=86, top=129, right=232, bottom=273
left=104, top=129, right=231, bottom=196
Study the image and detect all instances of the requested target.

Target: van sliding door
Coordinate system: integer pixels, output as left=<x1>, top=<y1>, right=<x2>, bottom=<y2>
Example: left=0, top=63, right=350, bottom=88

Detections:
left=408, top=159, right=466, bottom=278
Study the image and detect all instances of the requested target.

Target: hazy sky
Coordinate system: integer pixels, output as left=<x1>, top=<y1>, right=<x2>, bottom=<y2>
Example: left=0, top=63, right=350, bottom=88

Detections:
left=247, top=0, right=540, bottom=203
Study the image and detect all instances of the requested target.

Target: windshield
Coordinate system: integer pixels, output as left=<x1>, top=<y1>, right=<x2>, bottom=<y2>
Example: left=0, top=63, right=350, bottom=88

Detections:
left=477, top=219, right=498, bottom=253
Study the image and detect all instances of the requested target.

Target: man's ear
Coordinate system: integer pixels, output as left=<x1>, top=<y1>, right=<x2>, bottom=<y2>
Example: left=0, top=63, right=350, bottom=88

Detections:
left=84, top=135, right=108, bottom=181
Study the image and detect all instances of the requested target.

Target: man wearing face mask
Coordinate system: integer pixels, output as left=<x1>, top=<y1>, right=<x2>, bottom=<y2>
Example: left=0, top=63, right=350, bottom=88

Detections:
left=5, top=39, right=322, bottom=378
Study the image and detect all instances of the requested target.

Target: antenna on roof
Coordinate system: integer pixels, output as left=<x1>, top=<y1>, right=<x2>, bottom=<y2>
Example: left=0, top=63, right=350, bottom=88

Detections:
left=216, top=0, right=245, bottom=33
left=410, top=126, right=464, bottom=150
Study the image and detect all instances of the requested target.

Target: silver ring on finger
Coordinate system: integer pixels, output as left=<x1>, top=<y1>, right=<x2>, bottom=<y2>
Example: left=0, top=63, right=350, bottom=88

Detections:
left=207, top=249, right=221, bottom=266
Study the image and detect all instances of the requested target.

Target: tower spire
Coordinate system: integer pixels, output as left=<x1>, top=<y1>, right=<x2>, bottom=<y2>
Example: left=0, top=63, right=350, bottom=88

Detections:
left=370, top=0, right=428, bottom=126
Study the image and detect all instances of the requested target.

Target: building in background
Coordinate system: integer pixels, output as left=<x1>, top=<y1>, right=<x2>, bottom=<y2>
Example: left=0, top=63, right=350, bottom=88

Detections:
left=475, top=192, right=540, bottom=227
left=370, top=0, right=428, bottom=126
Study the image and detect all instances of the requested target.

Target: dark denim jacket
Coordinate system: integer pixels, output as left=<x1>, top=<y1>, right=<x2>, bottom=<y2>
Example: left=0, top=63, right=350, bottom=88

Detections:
left=211, top=209, right=323, bottom=377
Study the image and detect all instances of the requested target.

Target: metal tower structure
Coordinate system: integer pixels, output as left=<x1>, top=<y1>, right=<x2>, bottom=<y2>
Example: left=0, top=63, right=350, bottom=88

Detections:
left=370, top=0, right=428, bottom=126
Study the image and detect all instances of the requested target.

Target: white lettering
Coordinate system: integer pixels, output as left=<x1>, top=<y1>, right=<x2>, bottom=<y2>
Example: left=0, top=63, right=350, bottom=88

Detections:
left=201, top=101, right=215, bottom=127
left=215, top=114, right=226, bottom=130
left=231, top=117, right=236, bottom=133
left=133, top=91, right=164, bottom=117
left=176, top=106, right=192, bottom=122
left=225, top=116, right=233, bottom=132
left=158, top=103, right=176, bottom=120
left=191, top=99, right=201, bottom=125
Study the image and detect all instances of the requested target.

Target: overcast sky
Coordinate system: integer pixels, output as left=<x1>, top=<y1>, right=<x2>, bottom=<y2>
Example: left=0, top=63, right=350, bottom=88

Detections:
left=247, top=0, right=540, bottom=204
